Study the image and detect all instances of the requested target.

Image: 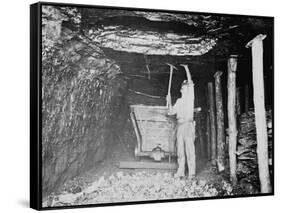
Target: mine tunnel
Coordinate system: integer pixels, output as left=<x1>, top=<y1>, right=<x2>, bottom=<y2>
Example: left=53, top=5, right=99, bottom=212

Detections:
left=41, top=5, right=273, bottom=201
left=103, top=49, right=212, bottom=161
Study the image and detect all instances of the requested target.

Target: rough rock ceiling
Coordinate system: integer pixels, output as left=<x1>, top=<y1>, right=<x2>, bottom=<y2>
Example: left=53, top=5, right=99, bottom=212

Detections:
left=79, top=8, right=273, bottom=58
left=53, top=6, right=273, bottom=78
left=89, top=26, right=216, bottom=56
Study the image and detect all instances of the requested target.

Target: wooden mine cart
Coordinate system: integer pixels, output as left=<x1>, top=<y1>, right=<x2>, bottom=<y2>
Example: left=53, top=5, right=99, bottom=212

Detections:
left=130, top=105, right=176, bottom=162
left=119, top=64, right=200, bottom=169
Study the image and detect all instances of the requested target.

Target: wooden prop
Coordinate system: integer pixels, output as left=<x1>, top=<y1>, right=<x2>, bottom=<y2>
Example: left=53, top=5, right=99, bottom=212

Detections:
left=207, top=82, right=217, bottom=166
left=206, top=114, right=211, bottom=161
left=246, top=34, right=272, bottom=193
left=264, top=76, right=268, bottom=107
left=197, top=114, right=205, bottom=158
left=227, top=55, right=238, bottom=184
left=214, top=71, right=226, bottom=172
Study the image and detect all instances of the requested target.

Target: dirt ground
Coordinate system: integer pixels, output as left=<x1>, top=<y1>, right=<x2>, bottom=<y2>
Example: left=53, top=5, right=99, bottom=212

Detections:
left=43, top=115, right=241, bottom=207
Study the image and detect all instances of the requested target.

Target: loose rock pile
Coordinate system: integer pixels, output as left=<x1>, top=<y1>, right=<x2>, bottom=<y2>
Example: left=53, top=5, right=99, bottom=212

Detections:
left=43, top=171, right=233, bottom=207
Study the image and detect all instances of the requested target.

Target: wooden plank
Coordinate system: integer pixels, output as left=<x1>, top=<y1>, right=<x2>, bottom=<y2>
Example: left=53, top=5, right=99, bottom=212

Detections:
left=214, top=71, right=226, bottom=172
left=144, top=132, right=171, bottom=139
left=134, top=107, right=170, bottom=122
left=197, top=114, right=205, bottom=158
left=143, top=121, right=174, bottom=129
left=246, top=34, right=272, bottom=193
left=227, top=55, right=238, bottom=185
left=207, top=82, right=217, bottom=166
left=206, top=114, right=211, bottom=160
left=119, top=161, right=177, bottom=170
left=264, top=76, right=268, bottom=107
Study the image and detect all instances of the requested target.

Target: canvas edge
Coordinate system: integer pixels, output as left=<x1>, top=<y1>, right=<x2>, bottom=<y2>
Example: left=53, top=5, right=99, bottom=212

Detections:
left=30, top=1, right=275, bottom=210
left=30, top=2, right=43, bottom=210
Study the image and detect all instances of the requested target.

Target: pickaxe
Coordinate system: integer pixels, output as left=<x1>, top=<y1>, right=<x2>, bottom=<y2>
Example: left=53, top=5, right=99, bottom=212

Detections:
left=166, top=63, right=178, bottom=108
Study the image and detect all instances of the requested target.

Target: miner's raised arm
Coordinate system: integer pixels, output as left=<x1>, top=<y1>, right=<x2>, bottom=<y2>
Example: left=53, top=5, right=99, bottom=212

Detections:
left=180, top=64, right=193, bottom=83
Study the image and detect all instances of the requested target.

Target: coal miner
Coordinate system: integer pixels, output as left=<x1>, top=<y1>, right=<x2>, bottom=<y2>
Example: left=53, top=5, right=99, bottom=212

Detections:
left=167, top=65, right=196, bottom=178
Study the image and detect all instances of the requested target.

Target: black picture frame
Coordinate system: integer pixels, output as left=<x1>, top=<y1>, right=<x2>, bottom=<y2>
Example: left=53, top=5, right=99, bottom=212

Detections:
left=30, top=1, right=274, bottom=210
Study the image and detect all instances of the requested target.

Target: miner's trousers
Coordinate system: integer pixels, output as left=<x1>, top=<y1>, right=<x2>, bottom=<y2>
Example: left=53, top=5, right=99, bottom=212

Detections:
left=176, top=121, right=196, bottom=177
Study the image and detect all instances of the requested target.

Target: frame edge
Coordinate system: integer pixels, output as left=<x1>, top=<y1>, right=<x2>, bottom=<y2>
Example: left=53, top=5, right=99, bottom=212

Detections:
left=30, top=2, right=42, bottom=210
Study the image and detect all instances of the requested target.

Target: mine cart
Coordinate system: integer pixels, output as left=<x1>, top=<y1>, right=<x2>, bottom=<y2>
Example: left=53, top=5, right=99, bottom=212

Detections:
left=119, top=64, right=201, bottom=169
left=130, top=105, right=176, bottom=162
left=128, top=64, right=201, bottom=164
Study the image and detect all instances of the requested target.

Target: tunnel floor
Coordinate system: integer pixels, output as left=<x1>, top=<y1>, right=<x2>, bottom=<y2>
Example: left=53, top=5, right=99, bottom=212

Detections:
left=42, top=76, right=248, bottom=207
left=42, top=116, right=242, bottom=207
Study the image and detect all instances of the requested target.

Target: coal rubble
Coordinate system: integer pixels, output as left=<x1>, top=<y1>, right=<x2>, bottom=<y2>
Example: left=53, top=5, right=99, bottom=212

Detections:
left=43, top=171, right=233, bottom=207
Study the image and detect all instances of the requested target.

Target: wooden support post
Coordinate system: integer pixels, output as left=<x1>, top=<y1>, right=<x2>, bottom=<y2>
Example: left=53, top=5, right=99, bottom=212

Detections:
left=246, top=34, right=272, bottom=193
left=214, top=71, right=226, bottom=172
left=197, top=114, right=205, bottom=158
left=206, top=114, right=211, bottom=161
left=236, top=87, right=241, bottom=116
left=207, top=82, right=217, bottom=166
left=264, top=76, right=268, bottom=108
left=227, top=55, right=238, bottom=184
left=244, top=84, right=249, bottom=114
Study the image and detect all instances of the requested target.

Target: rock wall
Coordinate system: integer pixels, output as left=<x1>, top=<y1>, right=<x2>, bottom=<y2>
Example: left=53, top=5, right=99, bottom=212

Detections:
left=236, top=109, right=272, bottom=193
left=42, top=6, right=126, bottom=195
